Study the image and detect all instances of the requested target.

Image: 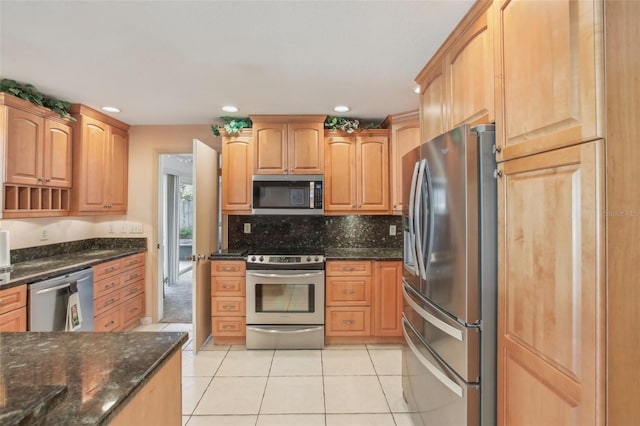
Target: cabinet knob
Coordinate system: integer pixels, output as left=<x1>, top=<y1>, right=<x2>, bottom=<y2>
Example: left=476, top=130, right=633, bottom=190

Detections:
left=38, top=177, right=44, bottom=182
left=45, top=178, right=51, bottom=182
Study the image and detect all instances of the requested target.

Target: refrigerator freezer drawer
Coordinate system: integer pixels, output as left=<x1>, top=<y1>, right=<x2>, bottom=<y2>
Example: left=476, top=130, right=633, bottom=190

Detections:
left=403, top=281, right=480, bottom=382
left=402, top=317, right=479, bottom=426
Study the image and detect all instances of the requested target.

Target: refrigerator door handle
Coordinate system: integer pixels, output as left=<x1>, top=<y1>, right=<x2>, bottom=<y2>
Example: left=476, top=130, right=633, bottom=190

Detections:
left=423, top=159, right=435, bottom=270
left=407, top=161, right=420, bottom=276
left=414, top=159, right=428, bottom=279
left=403, top=319, right=464, bottom=397
left=402, top=283, right=463, bottom=341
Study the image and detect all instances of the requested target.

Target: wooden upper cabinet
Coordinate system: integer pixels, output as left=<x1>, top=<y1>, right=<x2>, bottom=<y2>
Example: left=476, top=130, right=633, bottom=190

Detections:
left=497, top=140, right=604, bottom=426
left=448, top=1, right=494, bottom=128
left=251, top=115, right=325, bottom=175
left=2, top=95, right=72, bottom=188
left=384, top=111, right=420, bottom=215
left=324, top=135, right=357, bottom=212
left=222, top=130, right=253, bottom=214
left=417, top=61, right=447, bottom=144
left=494, top=0, right=603, bottom=161
left=324, top=130, right=390, bottom=215
left=70, top=104, right=129, bottom=215
left=356, top=133, right=390, bottom=213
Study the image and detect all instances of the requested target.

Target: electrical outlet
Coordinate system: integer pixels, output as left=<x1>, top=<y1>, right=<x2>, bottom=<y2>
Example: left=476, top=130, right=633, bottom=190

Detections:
left=108, top=222, right=115, bottom=234
left=389, top=225, right=397, bottom=236
left=119, top=222, right=127, bottom=234
left=40, top=229, right=48, bottom=241
left=243, top=223, right=251, bottom=234
left=128, top=223, right=144, bottom=234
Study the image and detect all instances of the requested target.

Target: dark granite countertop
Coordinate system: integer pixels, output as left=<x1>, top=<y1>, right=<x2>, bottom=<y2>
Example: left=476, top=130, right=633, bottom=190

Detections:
left=209, top=248, right=248, bottom=261
left=0, top=246, right=146, bottom=290
left=0, top=331, right=188, bottom=426
left=324, top=247, right=403, bottom=260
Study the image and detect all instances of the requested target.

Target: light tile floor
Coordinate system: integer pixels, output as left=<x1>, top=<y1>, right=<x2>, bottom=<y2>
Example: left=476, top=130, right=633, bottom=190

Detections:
left=133, top=323, right=414, bottom=426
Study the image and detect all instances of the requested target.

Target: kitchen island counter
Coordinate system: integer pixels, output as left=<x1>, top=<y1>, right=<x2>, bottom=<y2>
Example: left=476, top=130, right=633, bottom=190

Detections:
left=0, top=331, right=187, bottom=426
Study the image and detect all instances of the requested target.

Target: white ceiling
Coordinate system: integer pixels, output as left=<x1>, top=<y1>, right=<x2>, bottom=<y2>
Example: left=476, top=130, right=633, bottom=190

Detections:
left=0, top=0, right=473, bottom=126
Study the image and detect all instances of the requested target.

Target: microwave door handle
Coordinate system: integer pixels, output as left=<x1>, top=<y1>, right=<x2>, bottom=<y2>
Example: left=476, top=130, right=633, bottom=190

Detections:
left=310, top=181, right=314, bottom=208
left=407, top=161, right=420, bottom=276
left=414, top=159, right=428, bottom=279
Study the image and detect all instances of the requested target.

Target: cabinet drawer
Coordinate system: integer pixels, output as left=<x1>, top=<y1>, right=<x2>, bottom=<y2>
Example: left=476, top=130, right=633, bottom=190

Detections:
left=326, top=277, right=372, bottom=306
left=93, top=276, right=121, bottom=299
left=211, top=276, right=246, bottom=296
left=121, top=293, right=144, bottom=325
left=212, top=261, right=246, bottom=276
left=0, top=306, right=27, bottom=332
left=121, top=280, right=144, bottom=302
left=121, top=265, right=145, bottom=287
left=212, top=297, right=245, bottom=316
left=94, top=291, right=122, bottom=316
left=95, top=308, right=121, bottom=332
left=325, top=307, right=371, bottom=336
left=93, top=259, right=121, bottom=281
left=212, top=316, right=246, bottom=336
left=120, top=253, right=145, bottom=271
left=326, top=261, right=372, bottom=276
left=0, top=285, right=26, bottom=315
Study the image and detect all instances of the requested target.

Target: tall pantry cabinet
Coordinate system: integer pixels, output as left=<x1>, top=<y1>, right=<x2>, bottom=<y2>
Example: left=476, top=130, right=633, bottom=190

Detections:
left=492, top=0, right=639, bottom=424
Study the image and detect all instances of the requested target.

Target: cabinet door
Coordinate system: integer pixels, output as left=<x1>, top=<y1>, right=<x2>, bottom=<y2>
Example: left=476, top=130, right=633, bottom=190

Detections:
left=0, top=307, right=27, bottom=332
left=494, top=0, right=602, bottom=161
left=107, top=126, right=129, bottom=212
left=448, top=2, right=493, bottom=128
left=222, top=132, right=253, bottom=213
left=373, top=261, right=402, bottom=337
left=288, top=122, right=324, bottom=174
left=324, top=136, right=356, bottom=212
left=497, top=140, right=604, bottom=426
left=75, top=115, right=109, bottom=211
left=419, top=61, right=447, bottom=144
left=254, top=123, right=287, bottom=174
left=43, top=120, right=72, bottom=188
left=5, top=107, right=44, bottom=185
left=356, top=135, right=390, bottom=213
left=390, top=114, right=419, bottom=215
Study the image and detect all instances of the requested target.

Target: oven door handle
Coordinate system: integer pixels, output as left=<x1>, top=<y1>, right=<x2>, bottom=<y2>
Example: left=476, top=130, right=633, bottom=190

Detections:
left=247, top=325, right=324, bottom=334
left=246, top=272, right=324, bottom=279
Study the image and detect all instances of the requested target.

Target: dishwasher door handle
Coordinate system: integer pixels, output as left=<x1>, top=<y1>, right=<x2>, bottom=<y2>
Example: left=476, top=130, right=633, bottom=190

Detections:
left=35, top=283, right=71, bottom=295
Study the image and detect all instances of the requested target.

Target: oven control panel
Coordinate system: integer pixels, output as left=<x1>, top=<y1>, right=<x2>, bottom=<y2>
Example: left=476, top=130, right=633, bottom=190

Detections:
left=246, top=255, right=324, bottom=266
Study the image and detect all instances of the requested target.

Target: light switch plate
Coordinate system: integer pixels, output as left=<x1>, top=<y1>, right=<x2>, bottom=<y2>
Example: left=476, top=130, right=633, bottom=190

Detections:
left=243, top=223, right=251, bottom=233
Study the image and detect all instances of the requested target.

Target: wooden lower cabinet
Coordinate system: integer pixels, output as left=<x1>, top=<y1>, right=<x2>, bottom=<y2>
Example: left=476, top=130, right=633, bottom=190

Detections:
left=109, top=350, right=182, bottom=426
left=211, top=260, right=246, bottom=339
left=325, top=260, right=402, bottom=339
left=0, top=284, right=27, bottom=332
left=497, top=140, right=604, bottom=425
left=93, top=253, right=145, bottom=331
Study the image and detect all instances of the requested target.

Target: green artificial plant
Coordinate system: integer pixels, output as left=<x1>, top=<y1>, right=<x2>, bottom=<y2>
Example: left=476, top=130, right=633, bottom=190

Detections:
left=211, top=116, right=253, bottom=137
left=0, top=78, right=75, bottom=121
left=324, top=116, right=382, bottom=133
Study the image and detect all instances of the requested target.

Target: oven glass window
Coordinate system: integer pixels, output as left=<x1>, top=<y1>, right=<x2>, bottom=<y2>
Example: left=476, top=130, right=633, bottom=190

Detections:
left=255, top=284, right=315, bottom=313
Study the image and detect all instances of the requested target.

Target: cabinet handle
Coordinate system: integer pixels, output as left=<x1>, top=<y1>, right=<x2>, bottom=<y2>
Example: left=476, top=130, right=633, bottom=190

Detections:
left=105, top=266, right=116, bottom=273
left=105, top=282, right=116, bottom=289
left=342, top=320, right=354, bottom=325
left=128, top=259, right=140, bottom=265
left=222, top=285, right=235, bottom=289
left=393, top=204, right=397, bottom=208
left=129, top=288, right=138, bottom=294
left=352, top=205, right=356, bottom=209
left=222, top=325, right=235, bottom=330
left=129, top=273, right=139, bottom=280
left=104, top=298, right=116, bottom=306
left=223, top=305, right=235, bottom=310
left=342, top=267, right=355, bottom=271
left=342, top=290, right=355, bottom=295
left=222, top=266, right=235, bottom=271
left=105, top=320, right=115, bottom=328
left=130, top=307, right=138, bottom=313
left=38, top=177, right=44, bottom=182
left=493, top=170, right=503, bottom=179
left=45, top=178, right=51, bottom=182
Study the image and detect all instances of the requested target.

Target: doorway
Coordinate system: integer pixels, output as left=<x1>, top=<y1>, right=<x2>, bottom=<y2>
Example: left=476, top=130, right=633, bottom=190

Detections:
left=160, top=154, right=193, bottom=323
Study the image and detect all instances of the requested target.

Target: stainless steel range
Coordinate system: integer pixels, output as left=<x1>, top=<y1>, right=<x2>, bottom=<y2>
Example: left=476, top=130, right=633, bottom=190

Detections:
left=245, top=250, right=325, bottom=349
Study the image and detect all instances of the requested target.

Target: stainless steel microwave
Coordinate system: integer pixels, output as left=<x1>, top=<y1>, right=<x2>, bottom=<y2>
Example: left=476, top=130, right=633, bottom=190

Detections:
left=252, top=175, right=323, bottom=215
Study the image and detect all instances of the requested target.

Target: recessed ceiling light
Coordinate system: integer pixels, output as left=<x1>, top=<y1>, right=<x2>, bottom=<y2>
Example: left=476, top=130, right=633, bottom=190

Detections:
left=333, top=105, right=350, bottom=113
left=222, top=105, right=239, bottom=113
left=101, top=106, right=120, bottom=113
left=414, top=86, right=421, bottom=94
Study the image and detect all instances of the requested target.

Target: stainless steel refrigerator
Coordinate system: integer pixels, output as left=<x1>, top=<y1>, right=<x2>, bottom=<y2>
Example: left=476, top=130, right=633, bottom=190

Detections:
left=401, top=123, right=496, bottom=426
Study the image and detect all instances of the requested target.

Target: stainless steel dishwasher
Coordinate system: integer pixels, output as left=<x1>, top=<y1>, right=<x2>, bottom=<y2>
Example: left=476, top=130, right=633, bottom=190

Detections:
left=28, top=268, right=94, bottom=331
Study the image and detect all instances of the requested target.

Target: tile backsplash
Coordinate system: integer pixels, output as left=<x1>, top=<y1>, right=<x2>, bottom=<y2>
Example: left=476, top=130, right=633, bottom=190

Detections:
left=228, top=215, right=402, bottom=250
